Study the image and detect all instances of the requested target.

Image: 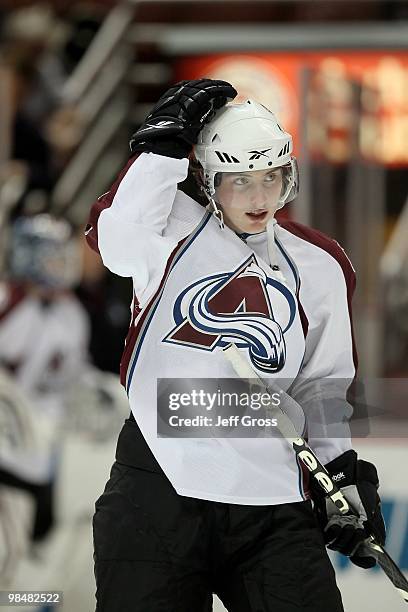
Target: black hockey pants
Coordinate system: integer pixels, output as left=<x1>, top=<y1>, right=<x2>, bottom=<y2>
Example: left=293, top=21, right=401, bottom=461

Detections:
left=93, top=418, right=344, bottom=612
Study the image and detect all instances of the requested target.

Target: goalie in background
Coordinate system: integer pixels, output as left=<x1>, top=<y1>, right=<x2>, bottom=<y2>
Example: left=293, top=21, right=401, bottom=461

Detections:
left=0, top=213, right=128, bottom=564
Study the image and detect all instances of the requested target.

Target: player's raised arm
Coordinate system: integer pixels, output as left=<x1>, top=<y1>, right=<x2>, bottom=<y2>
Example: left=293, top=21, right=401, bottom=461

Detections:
left=85, top=79, right=237, bottom=297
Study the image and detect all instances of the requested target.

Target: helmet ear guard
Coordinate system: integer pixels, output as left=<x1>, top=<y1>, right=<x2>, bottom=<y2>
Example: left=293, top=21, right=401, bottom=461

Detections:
left=277, top=158, right=299, bottom=209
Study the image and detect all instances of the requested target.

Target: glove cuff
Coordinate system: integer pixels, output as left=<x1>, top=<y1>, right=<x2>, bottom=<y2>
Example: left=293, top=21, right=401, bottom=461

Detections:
left=324, top=449, right=358, bottom=488
left=130, top=138, right=191, bottom=160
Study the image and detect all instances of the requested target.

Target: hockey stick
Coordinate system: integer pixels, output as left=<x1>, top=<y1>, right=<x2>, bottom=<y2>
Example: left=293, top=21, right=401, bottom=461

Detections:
left=223, top=344, right=408, bottom=605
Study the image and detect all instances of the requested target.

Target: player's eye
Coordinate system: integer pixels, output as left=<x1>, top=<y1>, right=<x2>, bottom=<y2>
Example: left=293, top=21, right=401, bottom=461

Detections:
left=233, top=176, right=249, bottom=185
left=265, top=172, right=279, bottom=183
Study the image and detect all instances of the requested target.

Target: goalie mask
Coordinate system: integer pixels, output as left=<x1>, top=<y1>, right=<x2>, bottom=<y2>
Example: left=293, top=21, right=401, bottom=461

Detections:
left=8, top=215, right=81, bottom=290
left=194, top=99, right=299, bottom=213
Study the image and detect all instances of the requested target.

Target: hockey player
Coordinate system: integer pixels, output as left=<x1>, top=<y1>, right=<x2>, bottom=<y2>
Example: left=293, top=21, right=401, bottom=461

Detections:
left=0, top=213, right=129, bottom=607
left=87, top=80, right=385, bottom=611
left=0, top=214, right=88, bottom=541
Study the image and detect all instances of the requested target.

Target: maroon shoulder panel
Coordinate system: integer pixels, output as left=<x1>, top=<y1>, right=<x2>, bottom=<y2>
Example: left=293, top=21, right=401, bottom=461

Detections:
left=84, top=154, right=140, bottom=255
left=279, top=220, right=358, bottom=372
left=120, top=236, right=188, bottom=388
left=0, top=283, right=27, bottom=323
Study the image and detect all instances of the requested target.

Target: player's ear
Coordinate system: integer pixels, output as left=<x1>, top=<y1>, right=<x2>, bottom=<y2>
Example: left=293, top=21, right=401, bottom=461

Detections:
left=214, top=173, right=222, bottom=188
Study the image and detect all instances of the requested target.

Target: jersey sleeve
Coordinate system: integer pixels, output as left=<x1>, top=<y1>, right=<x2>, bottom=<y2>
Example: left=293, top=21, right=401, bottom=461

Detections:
left=85, top=152, right=190, bottom=298
left=281, top=223, right=358, bottom=466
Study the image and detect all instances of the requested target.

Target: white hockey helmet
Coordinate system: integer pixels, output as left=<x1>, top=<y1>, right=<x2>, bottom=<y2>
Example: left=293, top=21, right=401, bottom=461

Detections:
left=194, top=99, right=299, bottom=210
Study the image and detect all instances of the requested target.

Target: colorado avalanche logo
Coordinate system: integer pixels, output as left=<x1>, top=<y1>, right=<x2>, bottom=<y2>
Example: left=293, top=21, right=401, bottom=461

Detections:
left=163, top=255, right=297, bottom=374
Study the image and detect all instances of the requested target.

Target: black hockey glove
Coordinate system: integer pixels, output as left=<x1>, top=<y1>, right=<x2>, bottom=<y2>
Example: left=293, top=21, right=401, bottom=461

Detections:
left=312, top=449, right=386, bottom=569
left=129, top=79, right=237, bottom=159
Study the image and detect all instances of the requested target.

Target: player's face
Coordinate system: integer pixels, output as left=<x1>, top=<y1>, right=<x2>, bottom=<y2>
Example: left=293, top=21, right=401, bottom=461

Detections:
left=215, top=168, right=283, bottom=234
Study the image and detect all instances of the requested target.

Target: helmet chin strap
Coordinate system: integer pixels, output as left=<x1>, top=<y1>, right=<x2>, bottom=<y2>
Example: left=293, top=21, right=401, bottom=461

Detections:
left=205, top=192, right=225, bottom=230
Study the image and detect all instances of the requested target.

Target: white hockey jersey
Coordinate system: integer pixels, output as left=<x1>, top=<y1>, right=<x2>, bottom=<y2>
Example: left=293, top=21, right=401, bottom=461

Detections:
left=86, top=152, right=357, bottom=505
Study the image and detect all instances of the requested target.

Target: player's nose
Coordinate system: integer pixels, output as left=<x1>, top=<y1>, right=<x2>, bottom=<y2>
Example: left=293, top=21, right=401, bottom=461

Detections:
left=249, top=184, right=268, bottom=208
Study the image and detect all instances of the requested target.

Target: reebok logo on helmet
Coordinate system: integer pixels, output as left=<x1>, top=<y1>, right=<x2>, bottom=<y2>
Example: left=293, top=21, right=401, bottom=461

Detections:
left=248, top=148, right=273, bottom=160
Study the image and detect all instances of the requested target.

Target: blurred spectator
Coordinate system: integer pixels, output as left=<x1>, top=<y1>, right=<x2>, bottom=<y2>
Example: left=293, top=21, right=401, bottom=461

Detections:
left=6, top=51, right=55, bottom=196
left=0, top=3, right=92, bottom=218
left=1, top=4, right=66, bottom=123
left=61, top=7, right=102, bottom=74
